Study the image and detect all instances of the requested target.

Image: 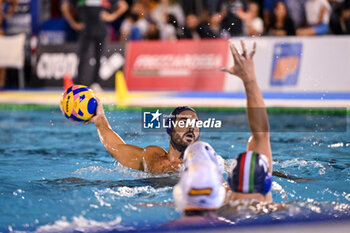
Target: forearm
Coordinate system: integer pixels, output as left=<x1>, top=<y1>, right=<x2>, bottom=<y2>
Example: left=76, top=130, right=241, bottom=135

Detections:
left=223, top=40, right=272, bottom=171
left=244, top=79, right=269, bottom=137
left=244, top=78, right=272, bottom=172
left=95, top=115, right=144, bottom=170
left=61, top=3, right=78, bottom=27
left=95, top=115, right=125, bottom=147
left=112, top=0, right=128, bottom=20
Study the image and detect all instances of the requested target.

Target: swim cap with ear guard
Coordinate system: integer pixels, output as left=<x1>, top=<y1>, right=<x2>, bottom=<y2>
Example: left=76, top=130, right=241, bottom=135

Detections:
left=183, top=141, right=225, bottom=174
left=173, top=160, right=225, bottom=212
left=166, top=106, right=197, bottom=135
left=227, top=151, right=272, bottom=195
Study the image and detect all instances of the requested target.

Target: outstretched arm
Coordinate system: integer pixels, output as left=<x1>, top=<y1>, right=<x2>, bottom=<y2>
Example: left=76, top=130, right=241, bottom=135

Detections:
left=90, top=98, right=144, bottom=170
left=222, top=40, right=272, bottom=173
left=90, top=98, right=166, bottom=171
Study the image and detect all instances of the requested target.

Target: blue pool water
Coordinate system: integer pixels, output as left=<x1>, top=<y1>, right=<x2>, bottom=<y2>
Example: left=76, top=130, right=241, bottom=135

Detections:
left=0, top=108, right=349, bottom=232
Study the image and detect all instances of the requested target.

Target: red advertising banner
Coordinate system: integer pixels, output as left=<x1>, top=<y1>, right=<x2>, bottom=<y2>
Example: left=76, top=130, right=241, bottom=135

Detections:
left=124, top=39, right=229, bottom=91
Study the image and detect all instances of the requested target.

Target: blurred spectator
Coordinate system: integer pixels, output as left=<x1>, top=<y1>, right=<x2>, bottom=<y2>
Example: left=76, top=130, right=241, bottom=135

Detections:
left=220, top=0, right=247, bottom=36
left=0, top=0, right=18, bottom=89
left=139, top=0, right=158, bottom=13
left=120, top=13, right=142, bottom=41
left=145, top=19, right=160, bottom=39
left=130, top=2, right=150, bottom=36
left=237, top=1, right=264, bottom=36
left=159, top=14, right=178, bottom=40
left=328, top=0, right=346, bottom=6
left=267, top=1, right=296, bottom=35
left=203, top=0, right=222, bottom=15
left=297, top=0, right=331, bottom=35
left=329, top=0, right=350, bottom=34
left=120, top=2, right=149, bottom=40
left=209, top=13, right=224, bottom=38
left=151, top=0, right=185, bottom=27
left=263, top=0, right=305, bottom=31
left=179, top=0, right=204, bottom=16
left=339, top=0, right=350, bottom=33
left=180, top=14, right=216, bottom=39
left=61, top=0, right=128, bottom=90
left=263, top=0, right=284, bottom=30
left=0, top=0, right=18, bottom=32
left=285, top=0, right=307, bottom=29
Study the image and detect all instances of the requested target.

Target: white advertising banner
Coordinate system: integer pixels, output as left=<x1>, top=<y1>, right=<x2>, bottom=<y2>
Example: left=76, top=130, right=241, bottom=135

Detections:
left=224, top=36, right=350, bottom=93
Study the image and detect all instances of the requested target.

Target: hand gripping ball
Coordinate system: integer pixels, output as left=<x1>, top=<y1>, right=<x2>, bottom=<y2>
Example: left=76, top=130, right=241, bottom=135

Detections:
left=60, top=85, right=97, bottom=122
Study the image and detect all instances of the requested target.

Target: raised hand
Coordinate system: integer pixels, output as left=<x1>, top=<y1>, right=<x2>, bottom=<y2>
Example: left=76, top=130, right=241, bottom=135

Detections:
left=221, top=40, right=257, bottom=84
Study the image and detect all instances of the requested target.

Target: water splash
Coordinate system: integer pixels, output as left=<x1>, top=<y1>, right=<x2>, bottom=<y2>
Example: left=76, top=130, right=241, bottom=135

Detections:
left=328, top=142, right=344, bottom=148
left=73, top=166, right=115, bottom=174
left=93, top=186, right=172, bottom=204
left=219, top=199, right=350, bottom=224
left=272, top=181, right=288, bottom=200
left=31, top=215, right=133, bottom=233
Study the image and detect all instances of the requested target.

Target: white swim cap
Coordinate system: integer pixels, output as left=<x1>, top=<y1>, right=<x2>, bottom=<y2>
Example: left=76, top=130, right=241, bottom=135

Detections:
left=183, top=141, right=225, bottom=174
left=173, top=159, right=225, bottom=212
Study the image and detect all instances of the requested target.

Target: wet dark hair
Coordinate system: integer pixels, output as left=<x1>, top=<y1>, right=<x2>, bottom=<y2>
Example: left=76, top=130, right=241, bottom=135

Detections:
left=166, top=106, right=197, bottom=135
left=167, top=106, right=197, bottom=158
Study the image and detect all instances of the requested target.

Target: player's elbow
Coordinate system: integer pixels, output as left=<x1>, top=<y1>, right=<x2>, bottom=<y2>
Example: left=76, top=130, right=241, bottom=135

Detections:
left=251, top=131, right=270, bottom=142
left=251, top=122, right=270, bottom=135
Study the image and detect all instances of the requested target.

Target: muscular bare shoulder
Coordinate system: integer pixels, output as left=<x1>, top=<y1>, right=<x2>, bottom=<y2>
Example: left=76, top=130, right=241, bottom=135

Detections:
left=142, top=146, right=179, bottom=173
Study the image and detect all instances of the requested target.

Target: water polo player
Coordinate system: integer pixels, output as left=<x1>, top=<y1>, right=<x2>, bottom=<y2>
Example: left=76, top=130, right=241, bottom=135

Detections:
left=90, top=40, right=272, bottom=179
left=221, top=40, right=273, bottom=202
left=226, top=151, right=272, bottom=202
left=161, top=142, right=228, bottom=229
left=90, top=103, right=200, bottom=173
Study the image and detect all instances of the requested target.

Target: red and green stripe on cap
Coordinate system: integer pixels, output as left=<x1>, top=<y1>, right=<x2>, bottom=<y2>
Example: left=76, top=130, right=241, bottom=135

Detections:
left=238, top=151, right=258, bottom=193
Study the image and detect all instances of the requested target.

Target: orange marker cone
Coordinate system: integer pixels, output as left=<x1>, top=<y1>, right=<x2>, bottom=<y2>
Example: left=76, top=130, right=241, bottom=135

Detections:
left=63, top=73, right=74, bottom=90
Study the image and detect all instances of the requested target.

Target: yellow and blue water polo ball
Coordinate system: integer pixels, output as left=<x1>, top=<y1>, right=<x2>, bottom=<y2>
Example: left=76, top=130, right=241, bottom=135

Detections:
left=60, top=85, right=97, bottom=122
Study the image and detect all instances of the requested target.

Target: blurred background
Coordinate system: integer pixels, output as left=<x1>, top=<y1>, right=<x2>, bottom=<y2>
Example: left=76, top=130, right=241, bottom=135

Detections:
left=0, top=0, right=349, bottom=105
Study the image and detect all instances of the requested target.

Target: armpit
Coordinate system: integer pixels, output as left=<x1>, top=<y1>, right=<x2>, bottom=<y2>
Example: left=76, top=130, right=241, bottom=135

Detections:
left=142, top=146, right=168, bottom=173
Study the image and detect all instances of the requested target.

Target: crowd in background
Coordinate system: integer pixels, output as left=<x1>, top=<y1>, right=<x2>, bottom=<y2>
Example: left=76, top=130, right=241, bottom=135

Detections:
left=1, top=0, right=349, bottom=89
left=58, top=0, right=350, bottom=42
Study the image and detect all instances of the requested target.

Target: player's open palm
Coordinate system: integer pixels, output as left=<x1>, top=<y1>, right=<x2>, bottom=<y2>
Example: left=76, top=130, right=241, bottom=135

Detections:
left=221, top=40, right=257, bottom=84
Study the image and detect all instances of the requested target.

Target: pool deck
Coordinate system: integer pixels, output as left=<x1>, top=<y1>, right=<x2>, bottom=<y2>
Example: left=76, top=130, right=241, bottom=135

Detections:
left=0, top=89, right=349, bottom=108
